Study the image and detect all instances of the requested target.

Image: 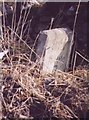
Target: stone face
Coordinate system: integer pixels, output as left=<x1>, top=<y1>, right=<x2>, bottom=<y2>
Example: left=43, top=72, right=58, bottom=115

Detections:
left=36, top=28, right=72, bottom=73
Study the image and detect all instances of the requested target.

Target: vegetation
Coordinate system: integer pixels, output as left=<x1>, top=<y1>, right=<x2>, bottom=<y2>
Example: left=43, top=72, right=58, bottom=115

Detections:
left=0, top=1, right=89, bottom=120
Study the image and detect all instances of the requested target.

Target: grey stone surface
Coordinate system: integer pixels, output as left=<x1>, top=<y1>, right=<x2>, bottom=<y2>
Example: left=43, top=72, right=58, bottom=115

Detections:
left=36, top=28, right=72, bottom=73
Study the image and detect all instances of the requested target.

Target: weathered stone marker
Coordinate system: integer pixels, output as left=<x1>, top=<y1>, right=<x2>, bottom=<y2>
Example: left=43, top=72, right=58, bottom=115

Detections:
left=36, top=28, right=73, bottom=73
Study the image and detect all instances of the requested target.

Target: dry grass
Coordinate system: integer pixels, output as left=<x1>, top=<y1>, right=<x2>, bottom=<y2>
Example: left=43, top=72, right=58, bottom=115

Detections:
left=2, top=59, right=89, bottom=119
left=0, top=1, right=89, bottom=120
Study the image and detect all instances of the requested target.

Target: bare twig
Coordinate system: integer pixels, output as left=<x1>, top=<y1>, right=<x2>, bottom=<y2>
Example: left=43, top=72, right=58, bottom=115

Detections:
left=76, top=51, right=89, bottom=63
left=67, top=0, right=81, bottom=71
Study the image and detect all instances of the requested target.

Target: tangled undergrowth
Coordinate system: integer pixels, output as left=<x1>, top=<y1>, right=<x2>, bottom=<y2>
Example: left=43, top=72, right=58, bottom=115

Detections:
left=0, top=2, right=89, bottom=120
left=1, top=42, right=89, bottom=119
left=2, top=63, right=89, bottom=120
